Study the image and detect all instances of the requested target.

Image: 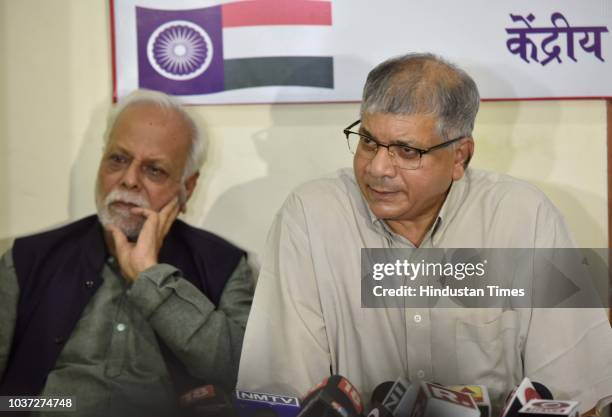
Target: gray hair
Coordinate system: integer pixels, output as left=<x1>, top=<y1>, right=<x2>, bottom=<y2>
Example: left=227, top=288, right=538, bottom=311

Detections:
left=360, top=53, right=480, bottom=141
left=105, top=89, right=206, bottom=179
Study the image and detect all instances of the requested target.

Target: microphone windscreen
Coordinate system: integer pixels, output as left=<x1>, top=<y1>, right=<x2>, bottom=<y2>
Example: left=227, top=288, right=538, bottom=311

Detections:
left=299, top=375, right=364, bottom=417
left=596, top=395, right=612, bottom=417
left=180, top=385, right=236, bottom=417
left=371, top=381, right=394, bottom=406
left=367, top=404, right=395, bottom=417
left=531, top=382, right=553, bottom=400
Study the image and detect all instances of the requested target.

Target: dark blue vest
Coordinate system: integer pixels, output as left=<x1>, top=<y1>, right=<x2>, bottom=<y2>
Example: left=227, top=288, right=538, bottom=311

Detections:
left=0, top=215, right=244, bottom=396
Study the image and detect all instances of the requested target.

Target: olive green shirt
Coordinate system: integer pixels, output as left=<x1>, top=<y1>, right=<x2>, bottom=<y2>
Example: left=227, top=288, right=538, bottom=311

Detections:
left=0, top=248, right=253, bottom=417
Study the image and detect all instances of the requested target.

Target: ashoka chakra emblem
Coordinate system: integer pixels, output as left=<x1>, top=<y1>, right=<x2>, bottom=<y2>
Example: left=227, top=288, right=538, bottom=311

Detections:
left=147, top=20, right=213, bottom=81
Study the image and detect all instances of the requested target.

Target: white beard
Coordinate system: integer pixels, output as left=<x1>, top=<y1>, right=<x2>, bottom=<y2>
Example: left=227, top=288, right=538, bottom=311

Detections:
left=96, top=186, right=151, bottom=241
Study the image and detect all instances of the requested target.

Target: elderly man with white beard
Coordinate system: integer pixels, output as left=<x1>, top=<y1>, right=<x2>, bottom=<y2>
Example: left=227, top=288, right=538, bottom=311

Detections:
left=0, top=90, right=253, bottom=417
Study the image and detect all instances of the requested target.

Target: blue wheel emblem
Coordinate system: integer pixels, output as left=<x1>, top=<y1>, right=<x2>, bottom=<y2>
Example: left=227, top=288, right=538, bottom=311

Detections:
left=147, top=20, right=213, bottom=81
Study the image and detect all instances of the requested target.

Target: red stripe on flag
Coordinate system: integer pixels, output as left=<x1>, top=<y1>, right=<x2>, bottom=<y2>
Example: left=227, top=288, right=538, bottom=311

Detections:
left=222, top=0, right=331, bottom=27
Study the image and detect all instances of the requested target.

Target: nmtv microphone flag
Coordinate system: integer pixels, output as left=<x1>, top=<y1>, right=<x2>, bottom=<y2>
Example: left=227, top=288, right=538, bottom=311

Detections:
left=112, top=0, right=612, bottom=104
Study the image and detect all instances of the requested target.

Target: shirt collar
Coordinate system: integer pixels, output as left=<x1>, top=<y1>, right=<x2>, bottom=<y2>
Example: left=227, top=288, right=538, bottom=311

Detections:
left=435, top=169, right=470, bottom=237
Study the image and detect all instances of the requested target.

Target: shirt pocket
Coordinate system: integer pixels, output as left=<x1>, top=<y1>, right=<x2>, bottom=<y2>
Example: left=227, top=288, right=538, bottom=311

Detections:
left=455, top=310, right=522, bottom=402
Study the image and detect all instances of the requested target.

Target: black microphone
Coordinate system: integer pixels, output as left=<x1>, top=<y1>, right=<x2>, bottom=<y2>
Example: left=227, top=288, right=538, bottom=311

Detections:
left=371, top=381, right=394, bottom=408
left=180, top=384, right=237, bottom=417
left=298, top=375, right=364, bottom=417
left=367, top=381, right=395, bottom=417
left=368, top=403, right=395, bottom=417
left=531, top=382, right=553, bottom=401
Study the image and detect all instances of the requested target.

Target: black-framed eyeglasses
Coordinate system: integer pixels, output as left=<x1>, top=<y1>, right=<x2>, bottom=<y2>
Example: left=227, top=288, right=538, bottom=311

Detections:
left=343, top=119, right=465, bottom=170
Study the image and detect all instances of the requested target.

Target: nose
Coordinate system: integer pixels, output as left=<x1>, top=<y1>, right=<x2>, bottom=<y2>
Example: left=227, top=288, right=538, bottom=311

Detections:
left=368, top=146, right=397, bottom=178
left=120, top=161, right=142, bottom=190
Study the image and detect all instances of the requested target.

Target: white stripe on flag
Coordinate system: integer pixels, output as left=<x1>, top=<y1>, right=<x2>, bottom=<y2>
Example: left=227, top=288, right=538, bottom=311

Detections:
left=221, top=26, right=334, bottom=60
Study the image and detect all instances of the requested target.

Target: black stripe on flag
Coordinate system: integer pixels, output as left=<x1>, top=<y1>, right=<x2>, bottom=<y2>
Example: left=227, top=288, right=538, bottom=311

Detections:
left=224, top=57, right=334, bottom=90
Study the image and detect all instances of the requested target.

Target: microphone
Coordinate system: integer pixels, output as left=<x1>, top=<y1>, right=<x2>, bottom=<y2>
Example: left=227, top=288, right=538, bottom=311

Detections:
left=367, top=381, right=395, bottom=417
left=596, top=395, right=612, bottom=417
left=233, top=390, right=301, bottom=417
left=446, top=385, right=492, bottom=417
left=298, top=375, right=364, bottom=417
left=500, top=378, right=554, bottom=417
left=179, top=385, right=237, bottom=417
left=380, top=377, right=417, bottom=417
left=409, top=382, right=480, bottom=417
left=518, top=400, right=580, bottom=417
left=367, top=403, right=395, bottom=417
left=371, top=381, right=394, bottom=408
left=531, top=383, right=553, bottom=401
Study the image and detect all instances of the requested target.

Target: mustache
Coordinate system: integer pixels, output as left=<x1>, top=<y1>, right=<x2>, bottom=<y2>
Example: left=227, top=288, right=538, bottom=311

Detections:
left=104, top=188, right=151, bottom=209
left=365, top=176, right=399, bottom=193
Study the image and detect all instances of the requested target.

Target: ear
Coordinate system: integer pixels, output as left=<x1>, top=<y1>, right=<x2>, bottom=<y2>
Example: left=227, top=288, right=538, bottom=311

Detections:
left=452, top=137, right=474, bottom=181
left=180, top=172, right=200, bottom=212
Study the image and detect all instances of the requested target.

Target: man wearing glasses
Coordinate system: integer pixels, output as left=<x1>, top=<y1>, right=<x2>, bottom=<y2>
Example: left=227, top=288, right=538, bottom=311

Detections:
left=237, top=53, right=612, bottom=412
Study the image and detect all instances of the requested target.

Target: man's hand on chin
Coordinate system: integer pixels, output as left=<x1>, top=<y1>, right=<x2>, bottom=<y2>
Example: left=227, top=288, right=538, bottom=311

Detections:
left=107, top=197, right=180, bottom=282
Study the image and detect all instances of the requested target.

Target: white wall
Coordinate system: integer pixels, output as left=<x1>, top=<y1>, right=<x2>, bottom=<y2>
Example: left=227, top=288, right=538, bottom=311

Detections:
left=0, top=0, right=608, bottom=263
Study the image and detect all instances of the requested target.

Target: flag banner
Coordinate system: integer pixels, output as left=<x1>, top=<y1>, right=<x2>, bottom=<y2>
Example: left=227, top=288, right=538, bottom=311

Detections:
left=111, top=0, right=612, bottom=104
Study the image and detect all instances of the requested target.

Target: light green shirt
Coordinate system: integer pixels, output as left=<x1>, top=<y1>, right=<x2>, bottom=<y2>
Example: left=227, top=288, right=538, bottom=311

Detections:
left=238, top=168, right=612, bottom=413
left=0, top=247, right=253, bottom=417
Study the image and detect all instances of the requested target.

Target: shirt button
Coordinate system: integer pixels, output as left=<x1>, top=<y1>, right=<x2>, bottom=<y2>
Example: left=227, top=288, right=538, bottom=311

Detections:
left=414, top=314, right=422, bottom=323
left=85, top=280, right=94, bottom=288
left=116, top=323, right=127, bottom=332
left=417, top=370, right=425, bottom=379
